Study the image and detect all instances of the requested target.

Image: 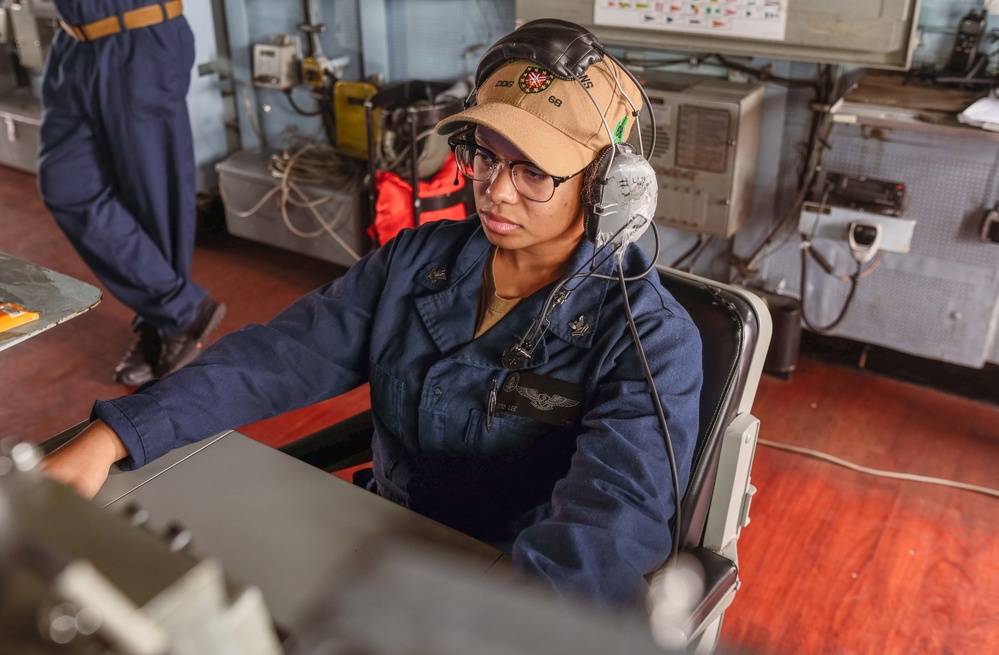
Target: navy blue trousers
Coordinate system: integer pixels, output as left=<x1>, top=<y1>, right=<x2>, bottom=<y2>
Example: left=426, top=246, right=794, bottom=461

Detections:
left=38, top=17, right=205, bottom=337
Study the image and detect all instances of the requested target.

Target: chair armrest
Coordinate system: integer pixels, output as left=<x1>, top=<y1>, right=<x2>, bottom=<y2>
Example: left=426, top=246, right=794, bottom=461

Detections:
left=682, top=546, right=739, bottom=640
left=703, top=413, right=760, bottom=560
left=649, top=546, right=738, bottom=649
left=278, top=409, right=374, bottom=472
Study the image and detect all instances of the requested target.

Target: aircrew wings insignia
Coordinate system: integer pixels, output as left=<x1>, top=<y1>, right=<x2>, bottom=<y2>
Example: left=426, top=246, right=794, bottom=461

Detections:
left=516, top=386, right=580, bottom=412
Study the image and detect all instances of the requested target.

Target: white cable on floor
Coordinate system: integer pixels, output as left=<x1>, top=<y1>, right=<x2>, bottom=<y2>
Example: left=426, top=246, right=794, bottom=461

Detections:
left=758, top=439, right=999, bottom=499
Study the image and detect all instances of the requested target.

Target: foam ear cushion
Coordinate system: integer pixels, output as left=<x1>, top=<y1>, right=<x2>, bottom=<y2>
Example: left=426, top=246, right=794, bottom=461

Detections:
left=584, top=144, right=618, bottom=243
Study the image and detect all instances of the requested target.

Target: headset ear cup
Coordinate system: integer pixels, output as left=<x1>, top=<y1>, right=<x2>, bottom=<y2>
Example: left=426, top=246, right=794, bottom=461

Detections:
left=584, top=203, right=597, bottom=244
left=584, top=143, right=658, bottom=247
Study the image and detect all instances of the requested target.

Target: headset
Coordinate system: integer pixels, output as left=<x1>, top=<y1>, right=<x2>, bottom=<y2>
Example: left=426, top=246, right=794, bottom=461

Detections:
left=465, top=18, right=659, bottom=251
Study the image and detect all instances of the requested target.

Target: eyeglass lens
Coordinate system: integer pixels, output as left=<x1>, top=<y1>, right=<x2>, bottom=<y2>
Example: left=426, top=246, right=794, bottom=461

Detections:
left=454, top=142, right=556, bottom=202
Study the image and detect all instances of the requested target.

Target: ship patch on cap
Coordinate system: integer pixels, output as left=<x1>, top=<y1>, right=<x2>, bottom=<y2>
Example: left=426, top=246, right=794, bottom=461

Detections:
left=519, top=66, right=553, bottom=94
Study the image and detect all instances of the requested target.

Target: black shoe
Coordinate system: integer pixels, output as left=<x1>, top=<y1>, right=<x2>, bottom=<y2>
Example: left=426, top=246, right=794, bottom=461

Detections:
left=155, top=297, right=226, bottom=378
left=114, top=326, right=161, bottom=386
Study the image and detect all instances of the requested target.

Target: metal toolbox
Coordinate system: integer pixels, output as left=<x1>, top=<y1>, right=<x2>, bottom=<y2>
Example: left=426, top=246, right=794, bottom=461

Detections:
left=216, top=149, right=370, bottom=268
left=0, top=90, right=41, bottom=173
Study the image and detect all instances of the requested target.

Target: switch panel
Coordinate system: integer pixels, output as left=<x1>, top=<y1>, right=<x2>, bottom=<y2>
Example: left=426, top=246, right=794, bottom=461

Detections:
left=252, top=41, right=299, bottom=90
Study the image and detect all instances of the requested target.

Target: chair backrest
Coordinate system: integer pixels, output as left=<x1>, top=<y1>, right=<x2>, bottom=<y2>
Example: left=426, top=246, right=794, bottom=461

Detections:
left=656, top=267, right=771, bottom=552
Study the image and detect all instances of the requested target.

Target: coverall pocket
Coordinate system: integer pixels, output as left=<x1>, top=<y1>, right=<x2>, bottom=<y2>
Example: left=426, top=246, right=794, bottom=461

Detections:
left=118, top=22, right=194, bottom=114
left=463, top=408, right=555, bottom=457
left=369, top=359, right=404, bottom=436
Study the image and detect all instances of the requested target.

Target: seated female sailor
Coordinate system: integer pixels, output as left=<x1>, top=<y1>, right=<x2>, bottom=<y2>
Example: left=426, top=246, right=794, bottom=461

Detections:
left=42, top=21, right=703, bottom=610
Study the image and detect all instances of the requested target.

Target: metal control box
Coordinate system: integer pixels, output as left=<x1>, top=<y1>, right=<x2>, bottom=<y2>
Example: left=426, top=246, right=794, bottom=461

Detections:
left=8, top=1, right=55, bottom=70
left=0, top=89, right=41, bottom=173
left=798, top=205, right=916, bottom=254
left=631, top=71, right=764, bottom=238
left=216, top=150, right=369, bottom=267
left=252, top=41, right=299, bottom=90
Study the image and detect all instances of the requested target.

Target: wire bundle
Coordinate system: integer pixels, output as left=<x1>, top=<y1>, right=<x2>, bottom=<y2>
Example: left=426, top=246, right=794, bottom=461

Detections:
left=220, top=140, right=365, bottom=262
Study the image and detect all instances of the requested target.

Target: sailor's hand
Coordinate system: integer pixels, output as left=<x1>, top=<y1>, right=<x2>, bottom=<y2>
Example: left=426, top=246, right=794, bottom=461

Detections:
left=41, top=420, right=128, bottom=499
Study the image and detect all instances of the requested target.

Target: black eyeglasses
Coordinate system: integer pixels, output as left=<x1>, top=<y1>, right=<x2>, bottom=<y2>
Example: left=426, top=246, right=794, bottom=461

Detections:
left=448, top=137, right=577, bottom=203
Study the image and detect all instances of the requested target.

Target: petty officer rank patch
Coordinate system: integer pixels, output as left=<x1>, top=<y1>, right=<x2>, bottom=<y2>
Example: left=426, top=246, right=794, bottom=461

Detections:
left=496, top=371, right=584, bottom=428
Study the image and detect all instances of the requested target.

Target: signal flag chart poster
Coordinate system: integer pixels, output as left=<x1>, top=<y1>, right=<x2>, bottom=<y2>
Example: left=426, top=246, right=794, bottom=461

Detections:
left=594, top=0, right=789, bottom=41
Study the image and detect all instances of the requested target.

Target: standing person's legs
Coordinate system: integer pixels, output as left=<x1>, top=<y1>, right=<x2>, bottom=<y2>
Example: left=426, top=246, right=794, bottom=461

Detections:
left=97, top=19, right=224, bottom=378
left=38, top=26, right=223, bottom=385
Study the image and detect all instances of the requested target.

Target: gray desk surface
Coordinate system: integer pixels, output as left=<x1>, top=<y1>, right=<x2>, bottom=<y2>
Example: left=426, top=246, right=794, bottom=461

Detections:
left=0, top=252, right=102, bottom=350
left=93, top=431, right=508, bottom=632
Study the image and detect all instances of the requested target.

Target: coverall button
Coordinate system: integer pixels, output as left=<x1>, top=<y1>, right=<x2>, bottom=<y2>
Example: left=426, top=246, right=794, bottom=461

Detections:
left=433, top=387, right=443, bottom=396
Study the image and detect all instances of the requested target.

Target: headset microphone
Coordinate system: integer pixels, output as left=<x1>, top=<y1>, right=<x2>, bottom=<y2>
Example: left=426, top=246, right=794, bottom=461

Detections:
left=501, top=287, right=572, bottom=371
left=502, top=307, right=555, bottom=371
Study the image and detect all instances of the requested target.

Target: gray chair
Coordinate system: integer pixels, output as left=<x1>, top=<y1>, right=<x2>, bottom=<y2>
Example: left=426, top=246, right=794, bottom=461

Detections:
left=649, top=266, right=770, bottom=652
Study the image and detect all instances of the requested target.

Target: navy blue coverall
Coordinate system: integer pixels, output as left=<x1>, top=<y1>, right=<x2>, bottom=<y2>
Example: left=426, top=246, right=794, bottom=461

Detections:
left=93, top=217, right=703, bottom=608
left=38, top=1, right=206, bottom=337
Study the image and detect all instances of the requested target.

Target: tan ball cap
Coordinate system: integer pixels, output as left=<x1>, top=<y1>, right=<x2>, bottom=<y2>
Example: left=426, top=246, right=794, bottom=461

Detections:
left=436, top=58, right=643, bottom=178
